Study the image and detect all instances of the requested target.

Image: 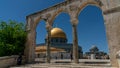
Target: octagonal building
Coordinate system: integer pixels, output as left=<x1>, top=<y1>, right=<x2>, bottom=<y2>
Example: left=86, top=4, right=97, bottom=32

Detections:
left=35, top=28, right=83, bottom=59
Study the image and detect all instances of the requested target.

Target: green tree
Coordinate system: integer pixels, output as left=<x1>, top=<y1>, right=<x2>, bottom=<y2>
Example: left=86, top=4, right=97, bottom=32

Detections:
left=0, top=20, right=27, bottom=56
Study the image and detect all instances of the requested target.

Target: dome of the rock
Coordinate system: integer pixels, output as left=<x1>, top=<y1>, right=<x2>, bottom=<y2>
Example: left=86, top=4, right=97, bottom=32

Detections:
left=51, top=28, right=67, bottom=39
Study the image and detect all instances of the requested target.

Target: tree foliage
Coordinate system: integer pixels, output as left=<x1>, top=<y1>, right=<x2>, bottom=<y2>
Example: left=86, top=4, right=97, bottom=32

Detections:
left=0, top=20, right=27, bottom=56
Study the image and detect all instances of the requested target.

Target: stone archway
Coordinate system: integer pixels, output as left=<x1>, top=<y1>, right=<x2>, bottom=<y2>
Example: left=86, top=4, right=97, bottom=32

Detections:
left=25, top=0, right=120, bottom=67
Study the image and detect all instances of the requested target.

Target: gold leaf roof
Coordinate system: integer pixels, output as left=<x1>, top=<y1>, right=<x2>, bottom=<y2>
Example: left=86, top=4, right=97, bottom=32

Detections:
left=51, top=28, right=66, bottom=39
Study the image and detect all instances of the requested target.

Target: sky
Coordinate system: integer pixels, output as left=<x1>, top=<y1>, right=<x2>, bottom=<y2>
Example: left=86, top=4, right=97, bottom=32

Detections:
left=0, top=0, right=109, bottom=53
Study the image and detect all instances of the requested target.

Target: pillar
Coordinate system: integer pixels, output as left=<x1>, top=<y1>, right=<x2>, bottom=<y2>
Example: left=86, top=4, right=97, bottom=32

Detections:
left=24, top=17, right=36, bottom=63
left=102, top=1, right=120, bottom=67
left=103, top=6, right=120, bottom=67
left=24, top=30, right=36, bottom=63
left=46, top=23, right=52, bottom=63
left=71, top=18, right=79, bottom=63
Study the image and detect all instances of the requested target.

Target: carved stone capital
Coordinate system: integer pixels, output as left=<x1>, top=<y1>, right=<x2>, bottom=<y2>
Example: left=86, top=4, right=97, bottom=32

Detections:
left=42, top=13, right=52, bottom=21
left=71, top=17, right=79, bottom=26
left=46, top=23, right=52, bottom=31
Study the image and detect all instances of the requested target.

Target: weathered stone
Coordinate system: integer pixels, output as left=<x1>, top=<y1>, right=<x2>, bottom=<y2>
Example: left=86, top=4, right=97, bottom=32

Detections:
left=25, top=0, right=120, bottom=67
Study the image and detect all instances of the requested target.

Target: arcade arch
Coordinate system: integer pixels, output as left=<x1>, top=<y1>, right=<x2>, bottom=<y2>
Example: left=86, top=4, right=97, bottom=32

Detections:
left=78, top=5, right=109, bottom=54
left=25, top=0, right=120, bottom=67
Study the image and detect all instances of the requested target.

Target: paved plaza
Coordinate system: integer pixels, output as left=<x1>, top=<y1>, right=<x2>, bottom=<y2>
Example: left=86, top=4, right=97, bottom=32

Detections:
left=10, top=59, right=118, bottom=68
left=10, top=63, right=117, bottom=68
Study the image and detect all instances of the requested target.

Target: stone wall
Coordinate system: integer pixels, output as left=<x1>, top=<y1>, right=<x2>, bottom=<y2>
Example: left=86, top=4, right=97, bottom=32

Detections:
left=0, top=55, right=25, bottom=68
left=0, top=56, right=17, bottom=68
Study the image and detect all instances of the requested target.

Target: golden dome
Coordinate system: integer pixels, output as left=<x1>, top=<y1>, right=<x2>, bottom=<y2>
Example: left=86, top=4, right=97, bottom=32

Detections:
left=51, top=28, right=66, bottom=39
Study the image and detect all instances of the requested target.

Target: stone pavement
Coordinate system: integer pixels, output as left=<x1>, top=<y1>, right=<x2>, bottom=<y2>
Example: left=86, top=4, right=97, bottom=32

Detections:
left=10, top=59, right=118, bottom=68
left=10, top=63, right=118, bottom=68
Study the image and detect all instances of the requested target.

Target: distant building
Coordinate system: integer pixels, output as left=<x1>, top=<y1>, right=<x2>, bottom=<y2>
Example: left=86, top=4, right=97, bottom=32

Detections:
left=35, top=28, right=83, bottom=59
left=83, top=46, right=109, bottom=59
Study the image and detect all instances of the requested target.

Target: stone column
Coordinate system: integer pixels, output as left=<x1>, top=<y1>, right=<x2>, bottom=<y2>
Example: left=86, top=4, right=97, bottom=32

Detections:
left=71, top=18, right=79, bottom=63
left=24, top=17, right=36, bottom=63
left=24, top=30, right=36, bottom=63
left=46, top=23, right=52, bottom=63
left=103, top=6, right=120, bottom=67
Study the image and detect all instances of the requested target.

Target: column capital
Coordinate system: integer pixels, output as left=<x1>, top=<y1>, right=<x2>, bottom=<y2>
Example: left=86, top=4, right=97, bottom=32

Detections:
left=46, top=22, right=52, bottom=31
left=71, top=17, right=79, bottom=26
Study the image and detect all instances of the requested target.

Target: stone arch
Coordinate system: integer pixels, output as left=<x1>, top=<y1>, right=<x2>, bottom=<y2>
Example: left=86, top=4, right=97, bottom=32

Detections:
left=25, top=0, right=120, bottom=67
left=77, top=5, right=108, bottom=59
left=26, top=16, right=46, bottom=31
left=33, top=18, right=46, bottom=31
left=76, top=0, right=102, bottom=18
left=25, top=15, right=50, bottom=63
left=49, top=9, right=70, bottom=26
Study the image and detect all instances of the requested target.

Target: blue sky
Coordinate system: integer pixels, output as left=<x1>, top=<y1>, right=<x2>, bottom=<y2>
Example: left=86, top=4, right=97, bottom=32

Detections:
left=0, top=0, right=109, bottom=53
